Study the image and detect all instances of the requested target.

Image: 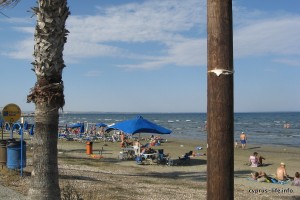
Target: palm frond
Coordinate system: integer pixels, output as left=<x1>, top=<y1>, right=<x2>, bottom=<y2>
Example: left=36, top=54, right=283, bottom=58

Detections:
left=0, top=0, right=21, bottom=9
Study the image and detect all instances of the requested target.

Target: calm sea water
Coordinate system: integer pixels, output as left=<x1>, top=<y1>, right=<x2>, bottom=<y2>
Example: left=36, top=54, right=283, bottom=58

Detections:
left=56, top=112, right=300, bottom=147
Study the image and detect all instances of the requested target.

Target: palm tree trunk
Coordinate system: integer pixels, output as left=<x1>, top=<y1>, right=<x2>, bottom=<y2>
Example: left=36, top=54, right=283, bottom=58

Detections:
left=27, top=0, right=69, bottom=199
left=28, top=104, right=61, bottom=199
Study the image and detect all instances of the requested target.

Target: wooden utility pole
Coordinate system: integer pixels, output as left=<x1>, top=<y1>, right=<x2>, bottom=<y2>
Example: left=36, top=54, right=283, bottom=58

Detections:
left=207, top=0, right=234, bottom=199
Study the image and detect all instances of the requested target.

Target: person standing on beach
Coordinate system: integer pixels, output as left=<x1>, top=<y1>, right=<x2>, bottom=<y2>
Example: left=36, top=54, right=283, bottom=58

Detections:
left=120, top=132, right=125, bottom=147
left=240, top=132, right=247, bottom=149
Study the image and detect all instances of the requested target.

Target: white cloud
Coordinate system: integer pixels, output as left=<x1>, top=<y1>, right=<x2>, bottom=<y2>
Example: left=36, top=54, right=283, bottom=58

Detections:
left=4, top=37, right=34, bottom=59
left=64, top=0, right=203, bottom=67
left=0, top=17, right=34, bottom=24
left=64, top=41, right=122, bottom=62
left=3, top=0, right=299, bottom=70
left=118, top=38, right=206, bottom=70
left=234, top=16, right=300, bottom=58
left=67, top=0, right=202, bottom=44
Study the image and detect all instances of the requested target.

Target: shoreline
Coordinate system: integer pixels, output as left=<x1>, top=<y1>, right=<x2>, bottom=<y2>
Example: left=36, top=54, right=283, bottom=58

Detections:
left=157, top=134, right=300, bottom=149
left=17, top=112, right=300, bottom=147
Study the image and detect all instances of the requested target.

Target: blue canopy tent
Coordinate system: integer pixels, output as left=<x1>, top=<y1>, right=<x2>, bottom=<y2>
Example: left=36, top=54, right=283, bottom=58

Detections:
left=109, top=116, right=171, bottom=157
left=109, top=115, right=172, bottom=135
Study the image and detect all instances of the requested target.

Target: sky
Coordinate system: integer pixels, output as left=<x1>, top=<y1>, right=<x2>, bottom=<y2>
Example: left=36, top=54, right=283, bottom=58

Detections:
left=0, top=0, right=299, bottom=113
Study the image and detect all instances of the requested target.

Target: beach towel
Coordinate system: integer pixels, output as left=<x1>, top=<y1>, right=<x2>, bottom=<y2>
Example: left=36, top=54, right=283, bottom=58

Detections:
left=246, top=178, right=290, bottom=185
left=275, top=180, right=290, bottom=185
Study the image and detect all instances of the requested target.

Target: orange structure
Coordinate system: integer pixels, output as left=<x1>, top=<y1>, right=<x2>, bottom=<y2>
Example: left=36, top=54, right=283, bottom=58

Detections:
left=86, top=141, right=93, bottom=155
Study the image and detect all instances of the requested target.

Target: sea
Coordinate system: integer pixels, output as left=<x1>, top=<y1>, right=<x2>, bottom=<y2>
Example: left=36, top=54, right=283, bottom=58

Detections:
left=54, top=112, right=300, bottom=147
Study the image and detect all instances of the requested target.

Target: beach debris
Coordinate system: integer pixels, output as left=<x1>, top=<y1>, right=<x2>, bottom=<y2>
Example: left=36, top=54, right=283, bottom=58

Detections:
left=90, top=154, right=104, bottom=159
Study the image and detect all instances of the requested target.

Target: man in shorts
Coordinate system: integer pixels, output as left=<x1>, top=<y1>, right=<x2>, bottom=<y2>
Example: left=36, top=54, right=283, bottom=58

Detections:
left=240, top=132, right=247, bottom=149
left=276, top=162, right=289, bottom=181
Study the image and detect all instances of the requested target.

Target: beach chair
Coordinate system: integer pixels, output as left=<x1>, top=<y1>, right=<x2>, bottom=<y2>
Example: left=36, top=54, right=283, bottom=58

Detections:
left=166, top=157, right=174, bottom=166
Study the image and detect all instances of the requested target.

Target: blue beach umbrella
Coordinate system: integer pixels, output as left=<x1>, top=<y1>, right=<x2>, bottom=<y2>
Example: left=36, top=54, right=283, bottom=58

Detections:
left=12, top=123, right=22, bottom=135
left=12, top=123, right=21, bottom=131
left=68, top=123, right=84, bottom=133
left=80, top=123, right=85, bottom=133
left=68, top=123, right=82, bottom=128
left=95, top=123, right=107, bottom=127
left=109, top=115, right=172, bottom=135
left=5, top=123, right=10, bottom=130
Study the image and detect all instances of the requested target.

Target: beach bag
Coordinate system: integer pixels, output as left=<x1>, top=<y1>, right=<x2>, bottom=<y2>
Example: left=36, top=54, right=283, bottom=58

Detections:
left=136, top=156, right=143, bottom=164
left=266, top=177, right=272, bottom=183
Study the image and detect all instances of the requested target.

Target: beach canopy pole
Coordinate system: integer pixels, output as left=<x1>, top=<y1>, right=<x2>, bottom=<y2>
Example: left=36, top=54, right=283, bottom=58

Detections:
left=207, top=0, right=234, bottom=199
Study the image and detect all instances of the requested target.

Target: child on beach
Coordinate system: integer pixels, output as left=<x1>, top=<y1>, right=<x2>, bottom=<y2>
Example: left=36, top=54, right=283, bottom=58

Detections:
left=235, top=140, right=239, bottom=148
left=293, top=172, right=300, bottom=186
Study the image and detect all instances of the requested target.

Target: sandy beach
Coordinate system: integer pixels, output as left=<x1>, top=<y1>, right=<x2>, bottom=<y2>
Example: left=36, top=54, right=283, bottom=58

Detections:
left=0, top=135, right=299, bottom=200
